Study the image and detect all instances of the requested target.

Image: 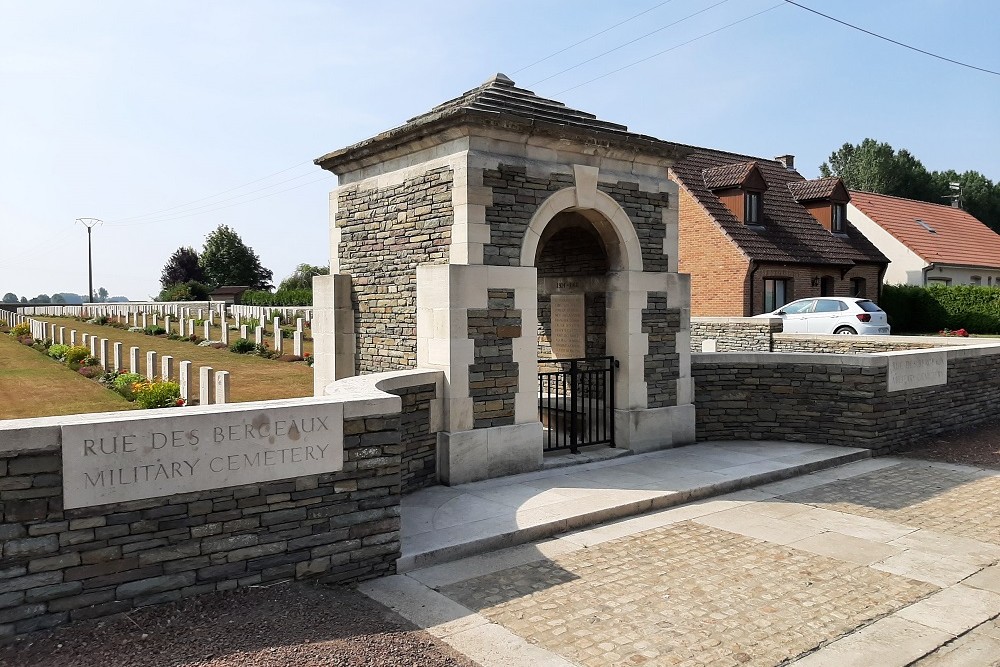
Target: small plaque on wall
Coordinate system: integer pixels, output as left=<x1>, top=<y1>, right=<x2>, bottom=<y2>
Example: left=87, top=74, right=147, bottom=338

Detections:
left=550, top=294, right=586, bottom=358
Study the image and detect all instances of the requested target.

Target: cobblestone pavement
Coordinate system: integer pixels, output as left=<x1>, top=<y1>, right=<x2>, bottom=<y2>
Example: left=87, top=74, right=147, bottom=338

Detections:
left=365, top=458, right=1000, bottom=667
left=441, top=521, right=935, bottom=667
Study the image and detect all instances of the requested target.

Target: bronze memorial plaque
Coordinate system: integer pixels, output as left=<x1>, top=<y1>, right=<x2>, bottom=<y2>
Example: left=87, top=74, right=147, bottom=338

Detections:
left=550, top=293, right=586, bottom=358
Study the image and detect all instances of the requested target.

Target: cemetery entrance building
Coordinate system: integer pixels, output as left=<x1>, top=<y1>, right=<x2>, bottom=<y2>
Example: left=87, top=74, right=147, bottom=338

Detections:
left=313, top=74, right=695, bottom=485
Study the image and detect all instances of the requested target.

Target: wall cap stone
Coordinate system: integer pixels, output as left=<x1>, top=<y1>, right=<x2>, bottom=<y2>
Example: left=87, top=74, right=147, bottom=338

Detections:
left=323, top=369, right=444, bottom=419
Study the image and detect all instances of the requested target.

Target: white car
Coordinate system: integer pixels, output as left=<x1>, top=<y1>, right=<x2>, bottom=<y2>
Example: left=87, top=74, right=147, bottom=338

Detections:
left=756, top=297, right=891, bottom=335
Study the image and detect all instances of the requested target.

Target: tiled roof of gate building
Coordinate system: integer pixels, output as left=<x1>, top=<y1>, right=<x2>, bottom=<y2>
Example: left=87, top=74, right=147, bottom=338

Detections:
left=316, top=74, right=692, bottom=171
left=670, top=148, right=888, bottom=266
left=850, top=190, right=1000, bottom=269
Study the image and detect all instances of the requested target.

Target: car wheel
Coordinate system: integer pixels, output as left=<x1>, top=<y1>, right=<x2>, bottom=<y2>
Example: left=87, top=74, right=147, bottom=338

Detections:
left=834, top=326, right=856, bottom=335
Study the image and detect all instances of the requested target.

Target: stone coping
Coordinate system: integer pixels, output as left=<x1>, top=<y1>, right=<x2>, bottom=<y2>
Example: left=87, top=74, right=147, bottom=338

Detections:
left=696, top=339, right=1000, bottom=366
left=774, top=332, right=1000, bottom=347
left=323, top=368, right=444, bottom=413
left=692, top=317, right=782, bottom=324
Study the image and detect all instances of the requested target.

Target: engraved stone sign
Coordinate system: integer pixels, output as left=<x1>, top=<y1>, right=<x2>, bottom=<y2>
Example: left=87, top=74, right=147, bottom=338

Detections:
left=550, top=293, right=585, bottom=359
left=887, top=351, right=947, bottom=392
left=62, top=402, right=344, bottom=509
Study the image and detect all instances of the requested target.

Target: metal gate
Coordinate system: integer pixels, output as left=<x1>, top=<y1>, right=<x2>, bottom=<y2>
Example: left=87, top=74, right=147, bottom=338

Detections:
left=538, top=356, right=615, bottom=453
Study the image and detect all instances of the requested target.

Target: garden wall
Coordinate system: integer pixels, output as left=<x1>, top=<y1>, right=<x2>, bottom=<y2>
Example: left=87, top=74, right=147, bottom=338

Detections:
left=693, top=343, right=1000, bottom=451
left=0, top=370, right=442, bottom=641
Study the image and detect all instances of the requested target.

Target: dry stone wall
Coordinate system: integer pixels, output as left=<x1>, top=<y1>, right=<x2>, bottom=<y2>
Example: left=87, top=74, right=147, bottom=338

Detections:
left=336, top=167, right=453, bottom=373
left=468, top=290, right=521, bottom=429
left=643, top=293, right=680, bottom=408
left=0, top=415, right=403, bottom=640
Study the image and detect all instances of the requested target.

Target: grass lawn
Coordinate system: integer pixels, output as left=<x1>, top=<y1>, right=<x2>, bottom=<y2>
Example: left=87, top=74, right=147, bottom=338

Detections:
left=0, top=333, right=134, bottom=420
left=47, top=317, right=314, bottom=404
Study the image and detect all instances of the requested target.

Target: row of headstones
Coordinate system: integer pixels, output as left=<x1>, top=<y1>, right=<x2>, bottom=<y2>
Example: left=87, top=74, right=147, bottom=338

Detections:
left=113, top=312, right=307, bottom=357
left=228, top=304, right=313, bottom=323
left=19, top=303, right=313, bottom=328
left=22, top=318, right=231, bottom=406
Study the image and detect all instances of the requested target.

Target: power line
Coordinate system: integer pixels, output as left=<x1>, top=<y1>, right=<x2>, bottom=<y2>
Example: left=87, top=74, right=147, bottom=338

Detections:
left=553, top=3, right=784, bottom=95
left=109, top=174, right=334, bottom=227
left=105, top=159, right=315, bottom=224
left=512, top=0, right=678, bottom=75
left=105, top=169, right=322, bottom=226
left=528, top=0, right=733, bottom=88
left=783, top=0, right=1000, bottom=77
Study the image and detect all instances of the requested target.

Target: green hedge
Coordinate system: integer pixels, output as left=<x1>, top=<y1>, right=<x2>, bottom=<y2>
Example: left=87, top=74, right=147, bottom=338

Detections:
left=881, top=284, right=1000, bottom=333
left=241, top=289, right=313, bottom=307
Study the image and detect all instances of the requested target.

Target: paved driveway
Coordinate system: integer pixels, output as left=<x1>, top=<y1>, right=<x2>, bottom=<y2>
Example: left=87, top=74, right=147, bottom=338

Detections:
left=363, top=457, right=1000, bottom=666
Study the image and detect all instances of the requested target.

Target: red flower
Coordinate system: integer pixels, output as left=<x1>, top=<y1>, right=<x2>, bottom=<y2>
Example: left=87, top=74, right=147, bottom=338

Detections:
left=175, top=398, right=185, bottom=407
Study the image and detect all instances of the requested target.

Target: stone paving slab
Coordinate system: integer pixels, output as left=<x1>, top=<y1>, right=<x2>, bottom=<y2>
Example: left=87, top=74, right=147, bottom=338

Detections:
left=400, top=441, right=870, bottom=572
left=374, top=457, right=1000, bottom=666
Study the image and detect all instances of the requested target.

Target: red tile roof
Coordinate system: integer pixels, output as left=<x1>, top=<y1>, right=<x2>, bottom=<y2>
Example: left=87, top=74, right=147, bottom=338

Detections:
left=670, top=148, right=887, bottom=266
left=850, top=191, right=1000, bottom=269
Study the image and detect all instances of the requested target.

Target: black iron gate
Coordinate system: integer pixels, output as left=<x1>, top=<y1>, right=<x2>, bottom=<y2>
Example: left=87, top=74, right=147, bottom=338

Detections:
left=538, top=356, right=615, bottom=453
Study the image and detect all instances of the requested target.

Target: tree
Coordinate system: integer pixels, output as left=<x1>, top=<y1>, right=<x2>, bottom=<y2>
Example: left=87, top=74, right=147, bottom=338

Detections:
left=198, top=225, right=273, bottom=290
left=157, top=280, right=210, bottom=302
left=821, top=138, right=1000, bottom=231
left=2, top=293, right=17, bottom=303
left=29, top=294, right=51, bottom=304
left=19, top=297, right=26, bottom=304
left=51, top=294, right=66, bottom=304
left=277, top=263, right=330, bottom=292
left=96, top=287, right=109, bottom=303
left=160, top=246, right=204, bottom=290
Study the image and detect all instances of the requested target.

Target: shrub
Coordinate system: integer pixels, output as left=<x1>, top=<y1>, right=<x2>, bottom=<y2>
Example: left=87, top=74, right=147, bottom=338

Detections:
left=881, top=284, right=1000, bottom=334
left=82, top=355, right=100, bottom=367
left=78, top=365, right=103, bottom=379
left=144, top=326, right=166, bottom=335
left=253, top=342, right=279, bottom=359
left=242, top=289, right=313, bottom=307
left=10, top=323, right=30, bottom=337
left=48, top=344, right=70, bottom=360
left=229, top=338, right=255, bottom=354
left=113, top=372, right=145, bottom=400
left=133, top=380, right=182, bottom=409
left=64, top=346, right=90, bottom=364
left=304, top=352, right=314, bottom=367
left=128, top=326, right=144, bottom=333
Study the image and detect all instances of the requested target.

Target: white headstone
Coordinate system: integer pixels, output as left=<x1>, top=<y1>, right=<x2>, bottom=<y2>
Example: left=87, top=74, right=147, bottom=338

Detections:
left=293, top=331, right=303, bottom=357
left=146, top=351, right=158, bottom=380
left=203, top=321, right=210, bottom=340
left=240, top=325, right=248, bottom=340
left=254, top=326, right=263, bottom=345
left=99, top=339, right=109, bottom=369
left=161, top=355, right=174, bottom=382
left=129, top=347, right=140, bottom=375
left=70, top=330, right=78, bottom=347
left=179, top=361, right=192, bottom=403
left=200, top=367, right=215, bottom=406
left=273, top=317, right=283, bottom=354
left=220, top=321, right=229, bottom=345
left=113, top=342, right=123, bottom=372
left=215, top=370, right=230, bottom=405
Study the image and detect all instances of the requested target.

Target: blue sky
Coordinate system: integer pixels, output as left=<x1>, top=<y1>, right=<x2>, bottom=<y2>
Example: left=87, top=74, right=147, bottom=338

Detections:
left=1, top=0, right=997, bottom=301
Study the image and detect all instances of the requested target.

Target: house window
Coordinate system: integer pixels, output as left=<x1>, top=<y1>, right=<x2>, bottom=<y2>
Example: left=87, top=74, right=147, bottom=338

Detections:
left=820, top=276, right=835, bottom=296
left=745, top=192, right=763, bottom=224
left=832, top=203, right=847, bottom=233
left=764, top=278, right=790, bottom=312
left=971, top=276, right=982, bottom=285
left=850, top=277, right=867, bottom=297
left=927, top=277, right=951, bottom=286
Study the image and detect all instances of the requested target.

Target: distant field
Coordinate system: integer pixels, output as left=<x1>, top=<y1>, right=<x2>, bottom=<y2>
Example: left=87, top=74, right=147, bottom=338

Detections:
left=0, top=333, right=134, bottom=419
left=43, top=317, right=315, bottom=404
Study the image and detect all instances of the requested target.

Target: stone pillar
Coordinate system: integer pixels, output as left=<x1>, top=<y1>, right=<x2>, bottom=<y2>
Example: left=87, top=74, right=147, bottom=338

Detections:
left=129, top=346, right=140, bottom=375
left=161, top=355, right=174, bottom=382
left=311, top=274, right=354, bottom=395
left=179, top=361, right=192, bottom=404
left=99, top=338, right=108, bottom=369
left=113, top=342, right=123, bottom=372
left=199, top=367, right=215, bottom=406
left=293, top=331, right=303, bottom=357
left=215, top=371, right=230, bottom=405
left=273, top=317, right=283, bottom=354
left=146, top=351, right=158, bottom=380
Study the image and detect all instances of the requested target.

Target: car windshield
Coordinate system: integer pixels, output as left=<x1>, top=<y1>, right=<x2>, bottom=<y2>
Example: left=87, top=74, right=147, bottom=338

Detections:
left=857, top=300, right=884, bottom=313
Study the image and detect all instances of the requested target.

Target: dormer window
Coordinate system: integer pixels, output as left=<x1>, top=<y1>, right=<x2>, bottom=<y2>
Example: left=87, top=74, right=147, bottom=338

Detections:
left=745, top=192, right=763, bottom=224
left=702, top=161, right=769, bottom=226
left=832, top=203, right=847, bottom=232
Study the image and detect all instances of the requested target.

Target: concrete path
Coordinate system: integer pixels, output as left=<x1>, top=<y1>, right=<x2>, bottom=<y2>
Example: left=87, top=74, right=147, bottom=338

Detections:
left=366, top=454, right=1000, bottom=667
left=400, top=441, right=869, bottom=572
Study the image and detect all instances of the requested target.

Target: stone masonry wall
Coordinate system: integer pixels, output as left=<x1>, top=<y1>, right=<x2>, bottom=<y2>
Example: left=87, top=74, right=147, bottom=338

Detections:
left=0, top=416, right=402, bottom=640
left=337, top=167, right=453, bottom=373
left=482, top=164, right=670, bottom=271
left=643, top=293, right=679, bottom=408
left=692, top=353, right=1000, bottom=452
left=771, top=336, right=939, bottom=354
left=468, top=290, right=521, bottom=429
left=689, top=318, right=779, bottom=352
left=392, top=383, right=438, bottom=494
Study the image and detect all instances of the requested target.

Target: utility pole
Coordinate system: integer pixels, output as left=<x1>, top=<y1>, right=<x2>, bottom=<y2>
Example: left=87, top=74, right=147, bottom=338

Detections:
left=76, top=218, right=102, bottom=303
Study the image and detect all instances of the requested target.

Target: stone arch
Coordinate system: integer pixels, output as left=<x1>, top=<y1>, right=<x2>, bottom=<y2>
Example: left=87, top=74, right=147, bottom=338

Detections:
left=520, top=186, right=643, bottom=272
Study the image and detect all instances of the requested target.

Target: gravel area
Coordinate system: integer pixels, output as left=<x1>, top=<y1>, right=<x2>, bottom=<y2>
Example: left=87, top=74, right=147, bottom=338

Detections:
left=0, top=581, right=479, bottom=667
left=901, top=417, right=1000, bottom=469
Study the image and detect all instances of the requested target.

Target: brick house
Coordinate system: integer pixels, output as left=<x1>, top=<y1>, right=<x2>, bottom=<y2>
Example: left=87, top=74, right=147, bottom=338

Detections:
left=848, top=190, right=1000, bottom=287
left=669, top=151, right=889, bottom=316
